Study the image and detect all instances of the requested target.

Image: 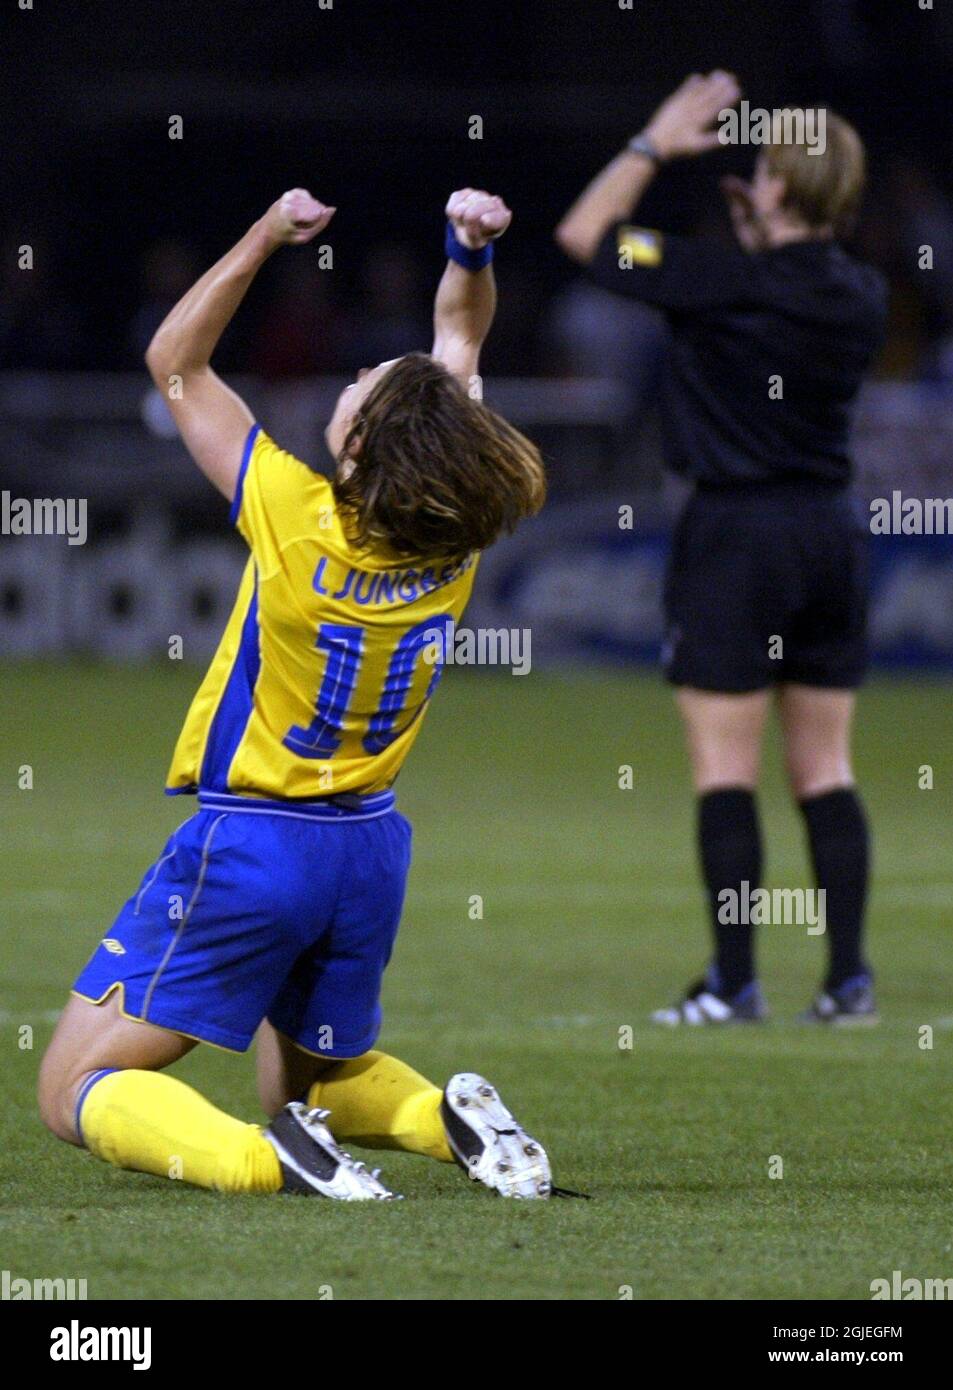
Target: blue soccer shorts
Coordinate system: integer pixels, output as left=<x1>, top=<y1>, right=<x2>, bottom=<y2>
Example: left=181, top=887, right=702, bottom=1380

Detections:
left=72, top=792, right=412, bottom=1057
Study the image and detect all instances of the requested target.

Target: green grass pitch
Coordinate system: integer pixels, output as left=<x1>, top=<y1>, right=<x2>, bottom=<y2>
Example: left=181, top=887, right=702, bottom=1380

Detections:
left=1, top=662, right=951, bottom=1301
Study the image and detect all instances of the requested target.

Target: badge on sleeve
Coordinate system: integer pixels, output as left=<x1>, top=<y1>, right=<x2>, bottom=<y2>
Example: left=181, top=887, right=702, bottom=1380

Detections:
left=616, top=226, right=663, bottom=268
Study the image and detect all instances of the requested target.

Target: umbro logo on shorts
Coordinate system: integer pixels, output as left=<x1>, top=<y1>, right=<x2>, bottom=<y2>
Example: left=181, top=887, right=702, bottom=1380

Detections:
left=101, top=938, right=126, bottom=955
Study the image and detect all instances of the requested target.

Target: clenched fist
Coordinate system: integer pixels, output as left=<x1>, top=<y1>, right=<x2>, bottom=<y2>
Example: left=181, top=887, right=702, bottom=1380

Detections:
left=262, top=189, right=337, bottom=247
left=446, top=188, right=512, bottom=250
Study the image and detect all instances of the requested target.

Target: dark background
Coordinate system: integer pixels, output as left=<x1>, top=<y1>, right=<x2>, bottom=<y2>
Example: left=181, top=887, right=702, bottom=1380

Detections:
left=5, top=0, right=953, bottom=381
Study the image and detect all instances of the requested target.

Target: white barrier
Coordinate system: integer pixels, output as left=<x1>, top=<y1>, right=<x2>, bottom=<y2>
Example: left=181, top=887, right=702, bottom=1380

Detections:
left=0, top=540, right=69, bottom=656
left=0, top=529, right=247, bottom=661
left=167, top=543, right=247, bottom=662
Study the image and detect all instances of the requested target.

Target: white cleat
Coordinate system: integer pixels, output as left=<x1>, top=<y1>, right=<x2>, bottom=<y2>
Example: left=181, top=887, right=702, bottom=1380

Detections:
left=264, top=1102, right=401, bottom=1201
left=441, top=1073, right=552, bottom=1199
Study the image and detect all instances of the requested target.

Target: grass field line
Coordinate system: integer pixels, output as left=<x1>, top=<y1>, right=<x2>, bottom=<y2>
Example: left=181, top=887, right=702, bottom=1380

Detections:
left=4, top=882, right=948, bottom=928
left=405, top=881, right=953, bottom=906
left=4, top=1007, right=951, bottom=1038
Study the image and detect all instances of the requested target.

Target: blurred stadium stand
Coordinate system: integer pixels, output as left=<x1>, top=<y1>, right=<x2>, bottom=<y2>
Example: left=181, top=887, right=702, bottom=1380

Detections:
left=1, top=373, right=951, bottom=672
left=2, top=0, right=952, bottom=671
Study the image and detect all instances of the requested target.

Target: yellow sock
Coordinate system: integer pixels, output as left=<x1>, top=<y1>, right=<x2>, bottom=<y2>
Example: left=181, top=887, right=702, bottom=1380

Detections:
left=307, top=1050, right=453, bottom=1162
left=79, top=1069, right=282, bottom=1193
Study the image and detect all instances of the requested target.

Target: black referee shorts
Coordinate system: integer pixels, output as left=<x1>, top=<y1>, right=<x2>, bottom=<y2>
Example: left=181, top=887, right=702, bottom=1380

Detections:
left=663, top=479, right=870, bottom=693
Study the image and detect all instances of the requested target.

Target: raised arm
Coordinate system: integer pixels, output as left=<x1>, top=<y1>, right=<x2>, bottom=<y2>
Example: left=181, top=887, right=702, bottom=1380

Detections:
left=554, top=71, right=741, bottom=265
left=432, top=188, right=512, bottom=385
left=145, top=188, right=335, bottom=501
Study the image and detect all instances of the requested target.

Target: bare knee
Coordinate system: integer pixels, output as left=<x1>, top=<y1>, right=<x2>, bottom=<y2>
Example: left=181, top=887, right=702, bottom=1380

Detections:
left=779, top=686, right=856, bottom=800
left=37, top=991, right=194, bottom=1145
left=37, top=1048, right=89, bottom=1145
left=783, top=726, right=855, bottom=799
left=257, top=1060, right=337, bottom=1116
left=676, top=688, right=769, bottom=794
left=255, top=1022, right=338, bottom=1116
left=38, top=996, right=112, bottom=1144
left=785, top=752, right=854, bottom=801
left=257, top=1070, right=290, bottom=1118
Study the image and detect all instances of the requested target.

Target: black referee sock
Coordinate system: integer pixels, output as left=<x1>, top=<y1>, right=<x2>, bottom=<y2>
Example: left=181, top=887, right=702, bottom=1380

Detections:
left=799, top=787, right=870, bottom=992
left=697, top=788, right=762, bottom=998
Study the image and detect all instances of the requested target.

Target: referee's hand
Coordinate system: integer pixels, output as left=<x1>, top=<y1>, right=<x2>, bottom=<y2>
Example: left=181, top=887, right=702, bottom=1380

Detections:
left=644, top=71, right=741, bottom=161
left=721, top=175, right=767, bottom=252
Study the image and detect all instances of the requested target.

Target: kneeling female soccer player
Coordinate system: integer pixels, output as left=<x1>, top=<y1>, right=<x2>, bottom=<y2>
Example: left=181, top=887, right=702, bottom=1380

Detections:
left=38, top=187, right=554, bottom=1200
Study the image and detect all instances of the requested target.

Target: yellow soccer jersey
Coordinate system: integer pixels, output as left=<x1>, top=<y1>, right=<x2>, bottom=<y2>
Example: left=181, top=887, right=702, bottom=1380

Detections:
left=166, top=425, right=478, bottom=800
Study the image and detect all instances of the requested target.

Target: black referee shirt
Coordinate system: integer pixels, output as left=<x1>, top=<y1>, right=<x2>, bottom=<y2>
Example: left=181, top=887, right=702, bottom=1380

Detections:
left=587, top=225, right=889, bottom=486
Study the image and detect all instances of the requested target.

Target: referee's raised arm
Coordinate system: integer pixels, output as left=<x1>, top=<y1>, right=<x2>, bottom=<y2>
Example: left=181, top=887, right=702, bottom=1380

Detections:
left=554, top=70, right=741, bottom=264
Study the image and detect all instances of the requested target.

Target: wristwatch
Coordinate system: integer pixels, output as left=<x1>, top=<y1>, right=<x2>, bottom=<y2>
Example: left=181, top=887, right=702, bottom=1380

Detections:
left=625, top=133, right=662, bottom=163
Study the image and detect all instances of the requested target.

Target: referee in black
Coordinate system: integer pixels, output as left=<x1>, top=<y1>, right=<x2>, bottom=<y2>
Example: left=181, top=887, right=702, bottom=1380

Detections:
left=555, top=72, right=889, bottom=1025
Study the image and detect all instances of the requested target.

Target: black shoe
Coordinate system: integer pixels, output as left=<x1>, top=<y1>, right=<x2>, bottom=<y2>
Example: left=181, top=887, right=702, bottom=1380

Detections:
left=652, top=976, right=768, bottom=1026
left=798, top=975, right=878, bottom=1026
left=264, top=1103, right=401, bottom=1200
